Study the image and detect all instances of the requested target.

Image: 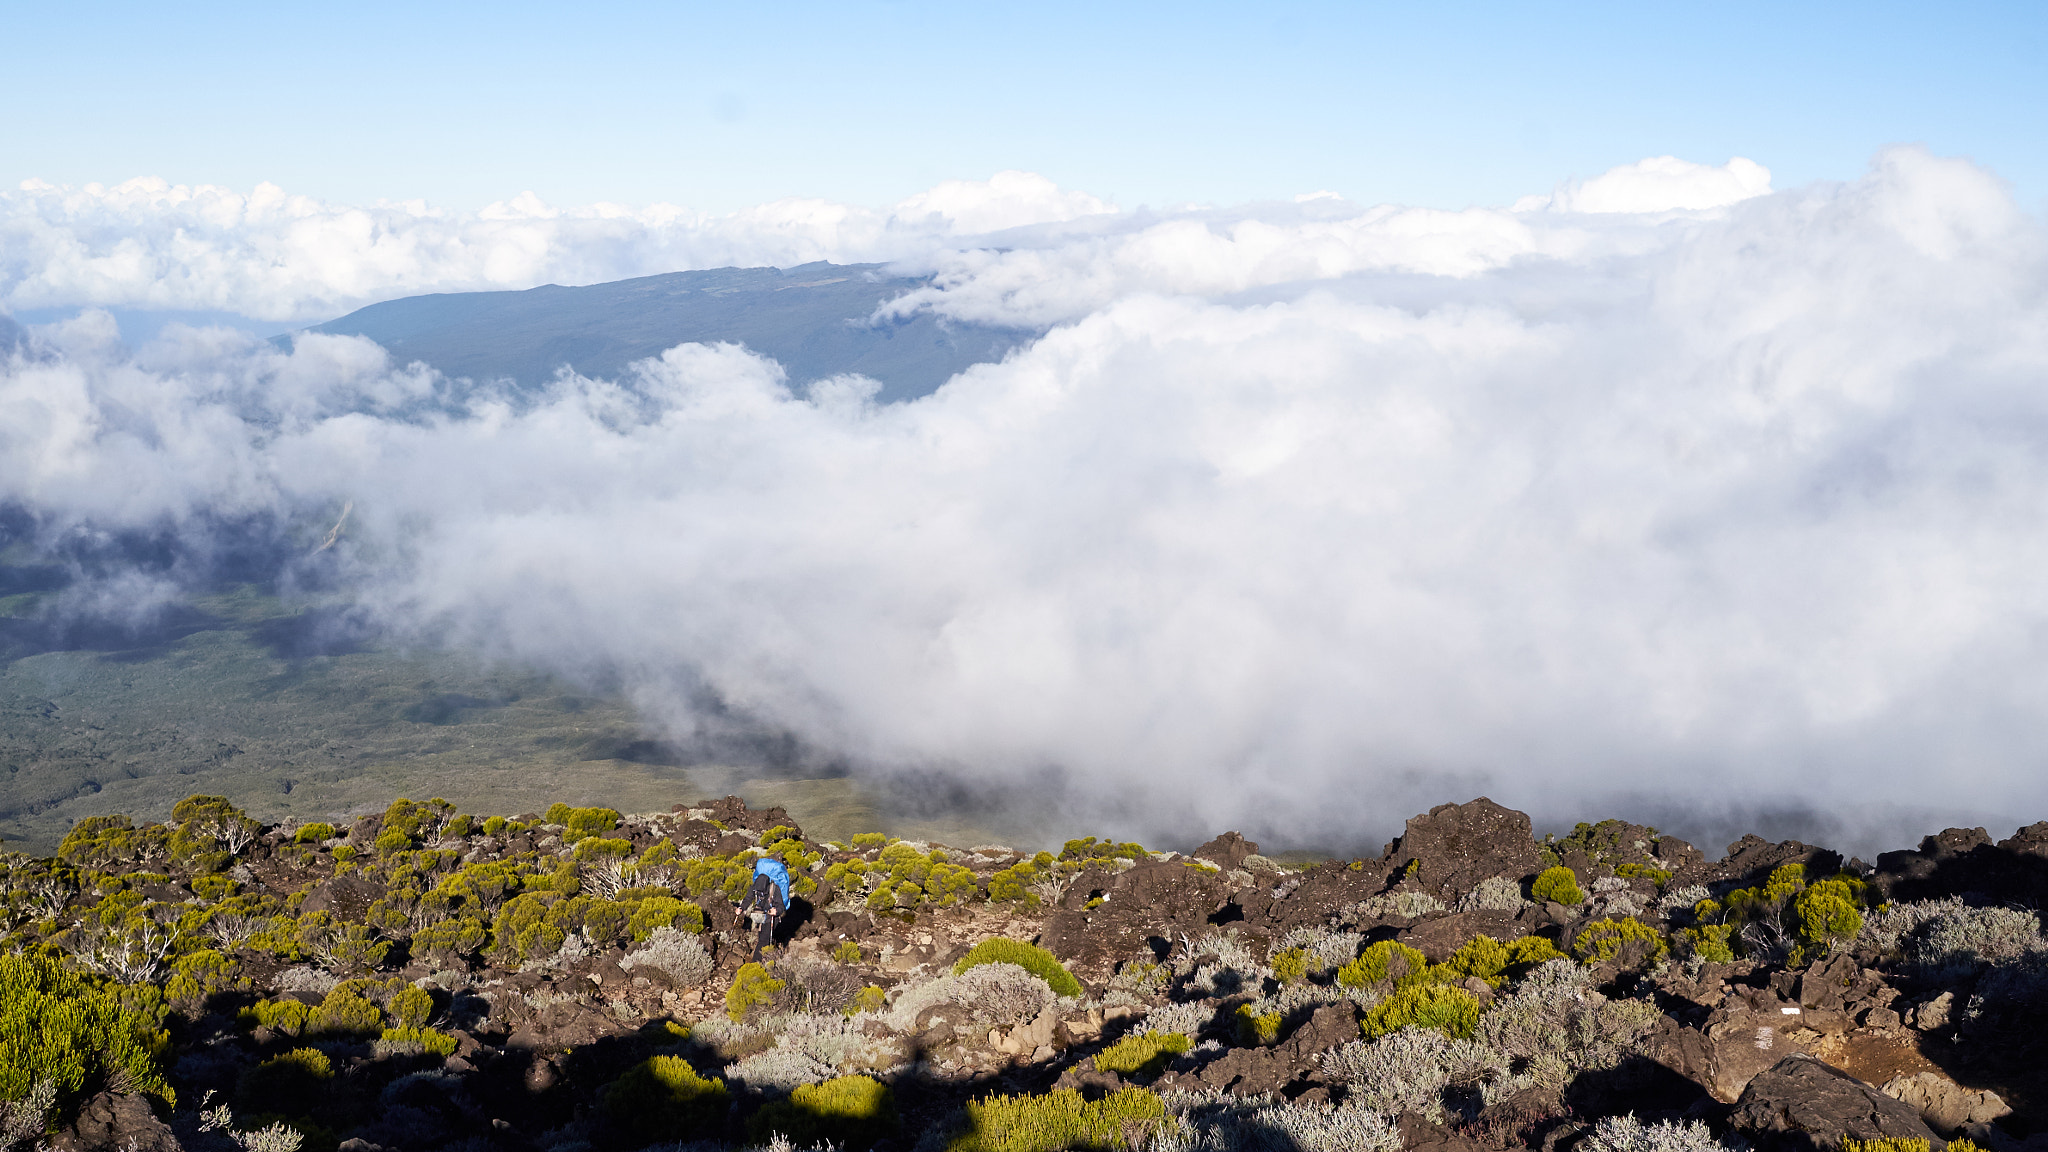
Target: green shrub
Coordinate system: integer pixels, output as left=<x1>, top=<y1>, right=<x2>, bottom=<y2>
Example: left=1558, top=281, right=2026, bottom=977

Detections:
left=1677, top=923, right=1736, bottom=964
left=190, top=873, right=238, bottom=902
left=851, top=833, right=889, bottom=850
left=294, top=823, right=337, bottom=844
left=987, top=862, right=1040, bottom=905
left=599, top=1055, right=727, bottom=1147
left=378, top=1026, right=458, bottom=1057
left=236, top=1047, right=330, bottom=1116
left=1841, top=1141, right=1930, bottom=1152
left=165, top=950, right=243, bottom=1007
left=0, top=953, right=172, bottom=1125
left=1437, top=936, right=1511, bottom=985
left=725, top=962, right=784, bottom=1022
left=482, top=816, right=507, bottom=836
left=833, top=940, right=863, bottom=963
left=412, top=917, right=488, bottom=963
left=1795, top=878, right=1866, bottom=948
left=389, top=985, right=435, bottom=1029
left=846, top=985, right=887, bottom=1015
left=1571, top=917, right=1668, bottom=967
left=307, top=985, right=384, bottom=1036
left=1059, top=836, right=1148, bottom=863
left=1359, top=983, right=1483, bottom=1040
left=1614, top=862, right=1673, bottom=888
left=747, top=1074, right=897, bottom=1150
left=1271, top=946, right=1308, bottom=984
left=242, top=998, right=309, bottom=1035
left=1506, top=935, right=1566, bottom=968
left=574, top=836, right=635, bottom=862
left=1092, top=1031, right=1191, bottom=1078
left=1234, top=1005, right=1283, bottom=1046
left=1531, top=867, right=1584, bottom=906
left=949, top=1087, right=1171, bottom=1152
left=628, top=896, right=706, bottom=941
left=953, top=938, right=1083, bottom=998
left=540, top=805, right=621, bottom=844
left=1336, top=940, right=1430, bottom=990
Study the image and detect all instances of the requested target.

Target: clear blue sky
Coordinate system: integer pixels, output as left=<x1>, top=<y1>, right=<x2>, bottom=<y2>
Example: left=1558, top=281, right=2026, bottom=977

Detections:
left=5, top=0, right=2043, bottom=212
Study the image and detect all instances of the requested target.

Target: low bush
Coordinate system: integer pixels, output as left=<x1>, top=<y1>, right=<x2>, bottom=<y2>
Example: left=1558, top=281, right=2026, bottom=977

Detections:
left=1234, top=1005, right=1283, bottom=1046
left=747, top=1074, right=898, bottom=1151
left=598, top=1055, right=727, bottom=1147
left=1359, top=983, right=1483, bottom=1040
left=953, top=938, right=1083, bottom=998
left=0, top=953, right=172, bottom=1127
left=949, top=1087, right=1171, bottom=1152
left=1532, top=866, right=1585, bottom=906
left=627, top=896, right=705, bottom=941
left=293, top=823, right=337, bottom=844
left=1336, top=940, right=1430, bottom=990
left=1092, top=1031, right=1191, bottom=1078
left=1572, top=917, right=1668, bottom=967
left=726, top=962, right=785, bottom=1022
left=1321, top=1027, right=1502, bottom=1120
left=389, top=985, right=435, bottom=1029
left=1583, top=1114, right=1736, bottom=1152
left=376, top=1026, right=458, bottom=1058
left=307, top=984, right=384, bottom=1036
left=624, top=927, right=714, bottom=988
left=1271, top=946, right=1309, bottom=984
left=1456, top=876, right=1531, bottom=913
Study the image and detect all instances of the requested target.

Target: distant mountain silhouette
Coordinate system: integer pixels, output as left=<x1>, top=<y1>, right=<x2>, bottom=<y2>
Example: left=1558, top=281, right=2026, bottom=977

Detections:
left=301, top=262, right=1033, bottom=403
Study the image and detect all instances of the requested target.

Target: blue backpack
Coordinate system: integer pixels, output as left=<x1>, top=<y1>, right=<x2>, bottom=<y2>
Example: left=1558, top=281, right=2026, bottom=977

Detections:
left=752, top=857, right=792, bottom=906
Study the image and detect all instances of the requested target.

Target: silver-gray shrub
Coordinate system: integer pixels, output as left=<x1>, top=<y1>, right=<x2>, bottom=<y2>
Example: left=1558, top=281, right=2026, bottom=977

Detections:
left=1140, top=998, right=1225, bottom=1038
left=1318, top=1028, right=1504, bottom=1121
left=1277, top=927, right=1364, bottom=976
left=774, top=951, right=864, bottom=1015
left=1474, top=960, right=1661, bottom=1094
left=1345, top=892, right=1447, bottom=921
left=1455, top=876, right=1531, bottom=914
left=1657, top=885, right=1712, bottom=922
left=622, top=927, right=714, bottom=987
left=1239, top=980, right=1353, bottom=1025
left=774, top=1011, right=905, bottom=1073
left=1917, top=905, right=2043, bottom=970
left=1581, top=1114, right=1738, bottom=1152
left=1861, top=898, right=2046, bottom=974
left=1181, top=930, right=1269, bottom=997
left=1155, top=1091, right=1402, bottom=1152
left=723, top=1047, right=834, bottom=1093
left=887, top=962, right=1054, bottom=1031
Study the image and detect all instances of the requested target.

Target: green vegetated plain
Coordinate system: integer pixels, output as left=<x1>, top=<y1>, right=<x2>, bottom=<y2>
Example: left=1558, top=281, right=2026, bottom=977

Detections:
left=0, top=580, right=995, bottom=856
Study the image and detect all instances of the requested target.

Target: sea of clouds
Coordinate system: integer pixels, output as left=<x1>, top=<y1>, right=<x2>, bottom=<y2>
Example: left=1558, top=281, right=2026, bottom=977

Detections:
left=3, top=150, right=2045, bottom=854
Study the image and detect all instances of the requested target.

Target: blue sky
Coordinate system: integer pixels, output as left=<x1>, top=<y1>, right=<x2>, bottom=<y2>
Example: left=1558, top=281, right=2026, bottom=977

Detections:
left=5, top=1, right=2044, bottom=212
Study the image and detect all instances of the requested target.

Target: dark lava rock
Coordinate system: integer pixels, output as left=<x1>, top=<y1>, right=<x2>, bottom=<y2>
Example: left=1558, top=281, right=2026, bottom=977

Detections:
left=52, top=1092, right=177, bottom=1152
left=1382, top=798, right=1544, bottom=899
left=1193, top=832, right=1258, bottom=871
left=1729, top=1054, right=1937, bottom=1152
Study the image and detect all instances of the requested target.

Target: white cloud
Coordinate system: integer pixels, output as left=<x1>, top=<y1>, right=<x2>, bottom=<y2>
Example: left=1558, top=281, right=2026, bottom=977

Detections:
left=1517, top=155, right=1773, bottom=214
left=2, top=147, right=2043, bottom=851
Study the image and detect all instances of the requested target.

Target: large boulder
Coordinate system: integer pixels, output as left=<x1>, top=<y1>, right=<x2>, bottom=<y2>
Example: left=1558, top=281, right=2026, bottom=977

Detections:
left=51, top=1092, right=178, bottom=1152
left=1382, top=799, right=1543, bottom=900
left=1729, top=1055, right=1938, bottom=1152
left=1192, top=832, right=1258, bottom=871
left=1881, top=1072, right=2012, bottom=1136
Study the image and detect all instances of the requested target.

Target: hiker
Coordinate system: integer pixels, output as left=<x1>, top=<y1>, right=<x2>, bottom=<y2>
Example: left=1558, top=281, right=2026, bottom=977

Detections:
left=738, top=854, right=792, bottom=961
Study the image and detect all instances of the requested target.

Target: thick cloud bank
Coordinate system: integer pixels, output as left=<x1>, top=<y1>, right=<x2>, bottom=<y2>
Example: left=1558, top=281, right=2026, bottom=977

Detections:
left=4, top=149, right=2046, bottom=851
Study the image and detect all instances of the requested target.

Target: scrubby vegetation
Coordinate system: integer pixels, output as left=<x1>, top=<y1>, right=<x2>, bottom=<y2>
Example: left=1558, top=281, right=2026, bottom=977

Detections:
left=2, top=791, right=2045, bottom=1151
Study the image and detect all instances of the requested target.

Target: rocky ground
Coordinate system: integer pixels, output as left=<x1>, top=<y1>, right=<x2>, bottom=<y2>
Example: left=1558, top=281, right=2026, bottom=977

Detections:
left=4, top=793, right=2047, bottom=1152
